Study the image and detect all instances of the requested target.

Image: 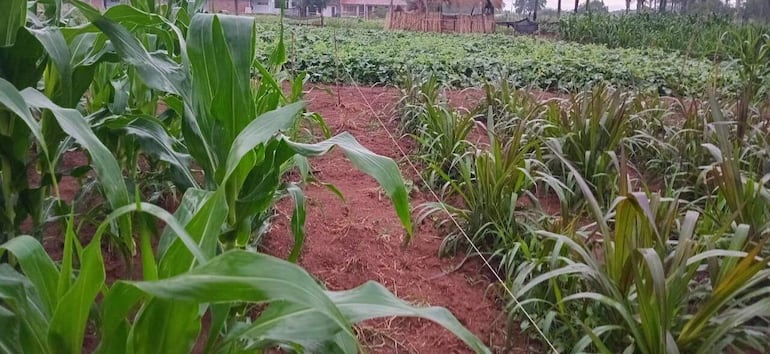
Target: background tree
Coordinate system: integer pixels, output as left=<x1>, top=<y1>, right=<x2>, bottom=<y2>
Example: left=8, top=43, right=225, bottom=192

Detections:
left=742, top=0, right=770, bottom=21
left=577, top=0, right=609, bottom=13
left=513, top=0, right=546, bottom=15
left=687, top=0, right=732, bottom=15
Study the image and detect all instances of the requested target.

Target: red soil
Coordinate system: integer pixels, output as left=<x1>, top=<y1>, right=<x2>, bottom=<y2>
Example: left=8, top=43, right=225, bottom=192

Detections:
left=261, top=86, right=531, bottom=353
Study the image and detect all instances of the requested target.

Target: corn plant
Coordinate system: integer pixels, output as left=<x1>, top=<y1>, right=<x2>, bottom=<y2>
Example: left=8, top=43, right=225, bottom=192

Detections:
left=69, top=2, right=414, bottom=253
left=0, top=200, right=490, bottom=354
left=0, top=75, right=488, bottom=353
left=0, top=0, right=114, bottom=242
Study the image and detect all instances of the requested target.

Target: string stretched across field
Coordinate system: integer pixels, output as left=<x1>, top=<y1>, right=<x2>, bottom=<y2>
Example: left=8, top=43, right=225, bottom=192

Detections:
left=328, top=27, right=560, bottom=354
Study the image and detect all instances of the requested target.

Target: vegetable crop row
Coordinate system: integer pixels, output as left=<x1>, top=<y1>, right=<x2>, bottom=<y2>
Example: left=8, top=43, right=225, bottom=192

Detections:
left=255, top=24, right=745, bottom=96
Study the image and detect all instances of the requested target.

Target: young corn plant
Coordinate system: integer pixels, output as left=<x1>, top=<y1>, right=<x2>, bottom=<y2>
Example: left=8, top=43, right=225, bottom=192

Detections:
left=72, top=2, right=413, bottom=253
left=0, top=0, right=117, bottom=242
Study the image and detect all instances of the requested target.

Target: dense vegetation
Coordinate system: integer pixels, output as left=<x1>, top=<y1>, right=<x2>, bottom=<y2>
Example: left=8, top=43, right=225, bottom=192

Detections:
left=559, top=13, right=769, bottom=59
left=252, top=23, right=748, bottom=96
left=0, top=1, right=490, bottom=352
left=3, top=0, right=770, bottom=352
left=397, top=30, right=770, bottom=353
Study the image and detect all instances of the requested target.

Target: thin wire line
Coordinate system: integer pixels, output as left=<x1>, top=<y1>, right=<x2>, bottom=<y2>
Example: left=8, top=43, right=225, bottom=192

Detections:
left=327, top=28, right=559, bottom=354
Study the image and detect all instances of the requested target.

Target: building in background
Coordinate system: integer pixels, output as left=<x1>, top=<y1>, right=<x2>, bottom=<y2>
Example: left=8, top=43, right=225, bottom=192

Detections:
left=83, top=0, right=403, bottom=18
left=341, top=0, right=406, bottom=17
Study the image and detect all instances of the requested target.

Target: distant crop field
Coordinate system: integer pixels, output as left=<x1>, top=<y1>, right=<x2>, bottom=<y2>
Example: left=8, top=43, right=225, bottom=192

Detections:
left=253, top=23, right=750, bottom=96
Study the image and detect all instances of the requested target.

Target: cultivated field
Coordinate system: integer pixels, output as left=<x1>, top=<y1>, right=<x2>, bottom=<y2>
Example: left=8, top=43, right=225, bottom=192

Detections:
left=1, top=1, right=769, bottom=354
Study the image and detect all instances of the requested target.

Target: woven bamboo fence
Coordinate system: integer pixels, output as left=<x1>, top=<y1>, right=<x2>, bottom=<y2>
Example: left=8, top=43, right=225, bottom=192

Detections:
left=386, top=12, right=495, bottom=33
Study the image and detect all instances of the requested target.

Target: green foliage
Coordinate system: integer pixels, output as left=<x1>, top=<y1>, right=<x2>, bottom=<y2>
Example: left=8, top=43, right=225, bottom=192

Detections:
left=417, top=117, right=542, bottom=257
left=542, top=85, right=633, bottom=210
left=559, top=13, right=769, bottom=60
left=726, top=28, right=770, bottom=138
left=402, top=73, right=770, bottom=352
left=400, top=77, right=476, bottom=187
left=515, top=166, right=770, bottom=353
left=513, top=0, right=547, bottom=15
left=0, top=2, right=490, bottom=353
left=1, top=228, right=490, bottom=353
left=576, top=0, right=609, bottom=13
left=252, top=23, right=742, bottom=96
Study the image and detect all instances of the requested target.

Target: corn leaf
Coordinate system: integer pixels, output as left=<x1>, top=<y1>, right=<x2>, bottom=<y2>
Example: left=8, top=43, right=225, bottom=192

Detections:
left=125, top=250, right=361, bottom=353
left=47, top=232, right=105, bottom=354
left=0, top=236, right=58, bottom=317
left=327, top=281, right=491, bottom=354
left=21, top=89, right=128, bottom=207
left=284, top=133, right=414, bottom=239
left=0, top=0, right=25, bottom=47
left=0, top=264, right=49, bottom=353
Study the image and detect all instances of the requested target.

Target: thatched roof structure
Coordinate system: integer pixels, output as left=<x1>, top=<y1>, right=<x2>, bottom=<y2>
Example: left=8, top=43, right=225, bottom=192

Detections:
left=402, top=0, right=502, bottom=14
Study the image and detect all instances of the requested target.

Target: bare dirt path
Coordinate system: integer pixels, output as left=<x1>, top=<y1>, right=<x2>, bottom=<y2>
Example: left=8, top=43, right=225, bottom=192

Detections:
left=262, top=86, right=531, bottom=353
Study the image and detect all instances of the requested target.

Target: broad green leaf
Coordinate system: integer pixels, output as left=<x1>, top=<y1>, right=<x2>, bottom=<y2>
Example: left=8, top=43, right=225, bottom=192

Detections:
left=29, top=28, right=74, bottom=105
left=121, top=115, right=198, bottom=188
left=70, top=2, right=190, bottom=98
left=99, top=202, right=208, bottom=265
left=328, top=281, right=491, bottom=354
left=125, top=250, right=360, bottom=353
left=0, top=29, right=46, bottom=89
left=158, top=189, right=227, bottom=278
left=0, top=236, right=58, bottom=316
left=0, top=305, right=22, bottom=354
left=48, top=233, right=105, bottom=354
left=223, top=301, right=357, bottom=352
left=20, top=89, right=132, bottom=234
left=0, top=0, right=25, bottom=47
left=185, top=13, right=257, bottom=183
left=284, top=132, right=414, bottom=238
left=0, top=79, right=48, bottom=154
left=130, top=299, right=200, bottom=354
left=285, top=183, right=306, bottom=263
left=222, top=101, right=306, bottom=183
left=0, top=265, right=49, bottom=353
left=95, top=283, right=144, bottom=354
